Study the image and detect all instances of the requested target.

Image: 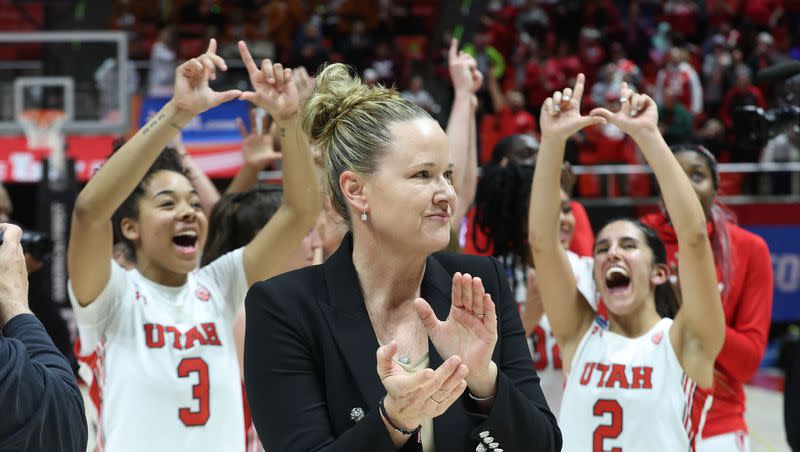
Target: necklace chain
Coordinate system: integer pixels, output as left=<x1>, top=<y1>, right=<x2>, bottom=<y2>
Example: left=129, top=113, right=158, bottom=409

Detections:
left=359, top=284, right=420, bottom=365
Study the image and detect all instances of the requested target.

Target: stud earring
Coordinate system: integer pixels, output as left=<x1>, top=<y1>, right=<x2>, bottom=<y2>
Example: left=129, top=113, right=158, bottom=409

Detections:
left=361, top=210, right=368, bottom=221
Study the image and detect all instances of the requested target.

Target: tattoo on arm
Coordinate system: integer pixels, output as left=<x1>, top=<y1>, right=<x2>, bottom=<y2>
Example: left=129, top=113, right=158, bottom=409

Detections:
left=140, top=112, right=180, bottom=135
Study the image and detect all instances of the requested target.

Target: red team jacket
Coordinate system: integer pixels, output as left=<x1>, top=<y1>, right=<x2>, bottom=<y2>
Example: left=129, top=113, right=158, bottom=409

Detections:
left=641, top=212, right=774, bottom=438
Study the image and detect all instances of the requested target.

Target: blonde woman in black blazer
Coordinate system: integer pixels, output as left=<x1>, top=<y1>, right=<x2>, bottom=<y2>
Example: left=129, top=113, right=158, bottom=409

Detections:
left=244, top=60, right=561, bottom=452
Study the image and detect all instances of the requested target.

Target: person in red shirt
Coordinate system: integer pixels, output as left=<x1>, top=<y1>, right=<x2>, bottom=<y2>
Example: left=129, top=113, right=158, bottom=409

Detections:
left=719, top=65, right=766, bottom=130
left=641, top=145, right=774, bottom=452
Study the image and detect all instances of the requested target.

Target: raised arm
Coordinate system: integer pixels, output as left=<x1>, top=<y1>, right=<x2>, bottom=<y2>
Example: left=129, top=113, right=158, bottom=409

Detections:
left=445, top=38, right=482, bottom=233
left=176, top=138, right=221, bottom=215
left=226, top=110, right=282, bottom=194
left=68, top=39, right=240, bottom=305
left=237, top=41, right=321, bottom=286
left=529, top=75, right=604, bottom=370
left=591, top=84, right=724, bottom=387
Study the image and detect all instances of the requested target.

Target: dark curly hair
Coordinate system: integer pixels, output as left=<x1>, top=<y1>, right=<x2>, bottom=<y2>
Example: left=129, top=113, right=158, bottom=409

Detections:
left=109, top=138, right=191, bottom=263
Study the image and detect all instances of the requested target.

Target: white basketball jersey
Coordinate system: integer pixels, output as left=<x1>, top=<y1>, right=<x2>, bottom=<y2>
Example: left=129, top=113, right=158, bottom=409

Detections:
left=511, top=250, right=596, bottom=417
left=69, top=249, right=249, bottom=452
left=560, top=317, right=711, bottom=452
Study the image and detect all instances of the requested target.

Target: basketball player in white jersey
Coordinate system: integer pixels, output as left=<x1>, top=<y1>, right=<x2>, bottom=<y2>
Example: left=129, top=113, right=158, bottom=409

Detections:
left=529, top=75, right=725, bottom=451
left=522, top=189, right=596, bottom=418
left=67, top=40, right=320, bottom=451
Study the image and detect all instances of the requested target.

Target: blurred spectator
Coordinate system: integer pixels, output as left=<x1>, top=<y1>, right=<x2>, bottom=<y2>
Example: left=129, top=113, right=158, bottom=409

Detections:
left=761, top=123, right=800, bottom=193
left=542, top=40, right=582, bottom=98
left=521, top=38, right=551, bottom=111
left=95, top=57, right=139, bottom=121
left=697, top=118, right=728, bottom=159
left=578, top=27, right=606, bottom=86
left=292, top=22, right=329, bottom=72
left=702, top=34, right=734, bottom=117
left=654, top=46, right=704, bottom=116
left=337, top=19, right=372, bottom=72
left=761, top=123, right=800, bottom=163
left=661, top=0, right=701, bottom=41
left=401, top=75, right=440, bottom=116
left=463, top=30, right=506, bottom=81
left=578, top=89, right=648, bottom=197
left=147, top=26, right=176, bottom=97
left=488, top=70, right=537, bottom=138
left=719, top=65, right=766, bottom=130
left=516, top=0, right=550, bottom=41
left=581, top=0, right=621, bottom=39
left=741, top=0, right=785, bottom=29
left=658, top=90, right=694, bottom=144
left=706, top=0, right=739, bottom=30
left=368, top=41, right=401, bottom=87
left=623, top=1, right=654, bottom=64
left=748, top=32, right=788, bottom=96
left=650, top=21, right=673, bottom=65
left=363, top=68, right=379, bottom=86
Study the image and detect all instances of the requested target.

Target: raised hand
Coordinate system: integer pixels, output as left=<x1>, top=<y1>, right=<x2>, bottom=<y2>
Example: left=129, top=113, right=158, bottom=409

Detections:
left=415, top=273, right=498, bottom=395
left=238, top=41, right=300, bottom=120
left=377, top=341, right=468, bottom=431
left=292, top=66, right=315, bottom=104
left=540, top=73, right=605, bottom=142
left=448, top=38, right=483, bottom=94
left=589, top=82, right=659, bottom=140
left=236, top=109, right=282, bottom=169
left=172, top=39, right=242, bottom=115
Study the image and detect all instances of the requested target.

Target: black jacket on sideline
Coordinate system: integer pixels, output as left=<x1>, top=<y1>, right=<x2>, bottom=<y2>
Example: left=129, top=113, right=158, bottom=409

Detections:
left=0, top=313, right=87, bottom=451
left=244, top=233, right=561, bottom=451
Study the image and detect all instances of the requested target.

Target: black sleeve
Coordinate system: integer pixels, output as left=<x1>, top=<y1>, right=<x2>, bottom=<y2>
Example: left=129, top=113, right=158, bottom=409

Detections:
left=0, top=314, right=87, bottom=452
left=244, top=279, right=419, bottom=452
left=463, top=257, right=562, bottom=452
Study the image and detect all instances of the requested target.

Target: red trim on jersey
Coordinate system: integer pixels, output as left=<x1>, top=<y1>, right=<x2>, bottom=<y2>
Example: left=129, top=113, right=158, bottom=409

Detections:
left=74, top=337, right=106, bottom=452
left=642, top=212, right=773, bottom=437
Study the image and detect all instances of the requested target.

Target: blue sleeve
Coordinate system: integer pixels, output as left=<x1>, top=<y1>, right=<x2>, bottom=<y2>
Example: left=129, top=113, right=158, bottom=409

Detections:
left=0, top=314, right=88, bottom=451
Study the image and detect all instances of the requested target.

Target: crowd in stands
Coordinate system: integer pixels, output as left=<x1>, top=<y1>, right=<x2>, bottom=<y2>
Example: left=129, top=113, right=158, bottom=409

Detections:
left=110, top=0, right=800, bottom=197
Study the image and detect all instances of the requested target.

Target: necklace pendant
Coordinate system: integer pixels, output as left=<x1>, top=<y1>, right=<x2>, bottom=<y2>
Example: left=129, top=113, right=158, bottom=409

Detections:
left=398, top=354, right=410, bottom=365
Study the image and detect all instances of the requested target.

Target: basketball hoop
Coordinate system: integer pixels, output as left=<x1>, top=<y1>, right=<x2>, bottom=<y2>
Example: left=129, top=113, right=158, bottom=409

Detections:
left=17, top=108, right=67, bottom=179
left=18, top=108, right=66, bottom=151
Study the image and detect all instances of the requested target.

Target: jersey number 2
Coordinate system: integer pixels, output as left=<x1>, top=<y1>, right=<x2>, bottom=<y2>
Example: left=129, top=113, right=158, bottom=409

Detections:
left=593, top=399, right=622, bottom=452
left=178, top=357, right=210, bottom=426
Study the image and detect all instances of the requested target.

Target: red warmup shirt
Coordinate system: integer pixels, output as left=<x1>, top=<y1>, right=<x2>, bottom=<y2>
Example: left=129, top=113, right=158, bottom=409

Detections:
left=641, top=212, right=774, bottom=438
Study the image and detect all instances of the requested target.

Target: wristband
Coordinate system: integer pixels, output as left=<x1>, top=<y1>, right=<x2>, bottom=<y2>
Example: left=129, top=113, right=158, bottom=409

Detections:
left=468, top=390, right=496, bottom=401
left=378, top=396, right=421, bottom=436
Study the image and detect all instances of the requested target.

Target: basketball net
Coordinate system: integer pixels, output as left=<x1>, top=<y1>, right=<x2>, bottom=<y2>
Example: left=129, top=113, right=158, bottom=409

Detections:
left=18, top=109, right=67, bottom=179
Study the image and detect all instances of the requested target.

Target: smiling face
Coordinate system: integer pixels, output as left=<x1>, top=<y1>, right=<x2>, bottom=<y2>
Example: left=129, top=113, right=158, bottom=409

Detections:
left=674, top=151, right=716, bottom=220
left=358, top=118, right=456, bottom=255
left=593, top=220, right=667, bottom=317
left=122, top=170, right=208, bottom=283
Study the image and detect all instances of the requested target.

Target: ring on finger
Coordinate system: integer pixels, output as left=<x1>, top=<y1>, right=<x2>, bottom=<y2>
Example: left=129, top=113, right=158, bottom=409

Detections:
left=431, top=396, right=443, bottom=404
left=475, top=312, right=485, bottom=318
left=619, top=96, right=628, bottom=103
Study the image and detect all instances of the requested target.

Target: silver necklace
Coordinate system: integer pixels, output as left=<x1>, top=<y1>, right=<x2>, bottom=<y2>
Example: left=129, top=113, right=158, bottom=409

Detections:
left=395, top=319, right=419, bottom=365
left=360, top=285, right=420, bottom=364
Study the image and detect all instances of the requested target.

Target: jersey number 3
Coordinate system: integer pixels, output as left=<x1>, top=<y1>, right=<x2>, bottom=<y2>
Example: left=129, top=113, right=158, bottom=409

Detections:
left=593, top=399, right=622, bottom=452
left=178, top=357, right=210, bottom=426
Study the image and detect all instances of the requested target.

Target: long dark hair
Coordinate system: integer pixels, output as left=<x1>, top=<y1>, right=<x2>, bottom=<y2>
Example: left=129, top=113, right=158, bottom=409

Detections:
left=110, top=140, right=191, bottom=263
left=201, top=185, right=283, bottom=266
left=598, top=218, right=680, bottom=318
left=668, top=144, right=734, bottom=300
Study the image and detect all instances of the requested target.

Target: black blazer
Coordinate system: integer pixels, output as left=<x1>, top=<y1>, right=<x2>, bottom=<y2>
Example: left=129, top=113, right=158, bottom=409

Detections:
left=244, top=234, right=561, bottom=451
